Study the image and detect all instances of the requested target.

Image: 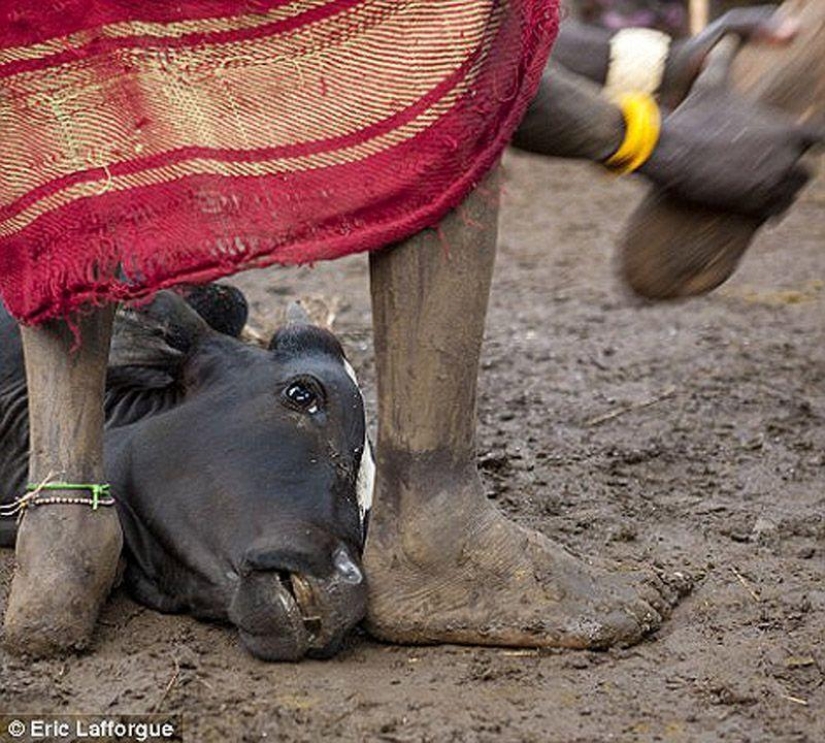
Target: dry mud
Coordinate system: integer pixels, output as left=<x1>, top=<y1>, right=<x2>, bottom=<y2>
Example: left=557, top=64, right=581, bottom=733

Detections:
left=2, top=151, right=824, bottom=742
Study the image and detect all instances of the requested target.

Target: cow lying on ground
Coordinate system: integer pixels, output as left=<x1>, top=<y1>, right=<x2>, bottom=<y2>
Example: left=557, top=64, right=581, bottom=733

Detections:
left=0, top=286, right=374, bottom=661
left=3, top=4, right=817, bottom=658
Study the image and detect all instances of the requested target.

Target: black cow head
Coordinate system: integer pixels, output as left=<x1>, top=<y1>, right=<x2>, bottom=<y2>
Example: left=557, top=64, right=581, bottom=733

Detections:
left=105, top=289, right=372, bottom=661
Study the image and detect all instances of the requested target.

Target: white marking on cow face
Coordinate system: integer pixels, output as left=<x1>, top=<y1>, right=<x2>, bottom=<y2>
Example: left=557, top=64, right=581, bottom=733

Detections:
left=343, top=360, right=374, bottom=526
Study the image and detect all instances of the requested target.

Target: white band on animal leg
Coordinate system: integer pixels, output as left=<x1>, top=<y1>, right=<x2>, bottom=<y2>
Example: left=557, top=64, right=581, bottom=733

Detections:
left=603, top=28, right=671, bottom=103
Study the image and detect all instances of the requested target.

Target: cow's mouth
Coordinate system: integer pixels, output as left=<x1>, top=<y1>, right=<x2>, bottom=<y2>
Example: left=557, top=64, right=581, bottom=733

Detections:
left=229, top=549, right=367, bottom=661
left=278, top=571, right=323, bottom=640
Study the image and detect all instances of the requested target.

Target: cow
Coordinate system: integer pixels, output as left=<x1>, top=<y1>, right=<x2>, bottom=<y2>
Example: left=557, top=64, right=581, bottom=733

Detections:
left=0, top=287, right=374, bottom=661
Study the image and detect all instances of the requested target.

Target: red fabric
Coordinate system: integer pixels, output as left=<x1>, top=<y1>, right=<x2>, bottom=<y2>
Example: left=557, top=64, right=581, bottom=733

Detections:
left=0, top=1, right=558, bottom=324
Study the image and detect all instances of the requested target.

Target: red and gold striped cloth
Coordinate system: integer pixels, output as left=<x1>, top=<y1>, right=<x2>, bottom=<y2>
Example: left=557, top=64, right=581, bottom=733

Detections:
left=0, top=1, right=558, bottom=323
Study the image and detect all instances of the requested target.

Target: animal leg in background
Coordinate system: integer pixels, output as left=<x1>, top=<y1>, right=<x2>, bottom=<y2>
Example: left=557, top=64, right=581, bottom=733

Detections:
left=365, top=168, right=683, bottom=648
left=4, top=307, right=122, bottom=656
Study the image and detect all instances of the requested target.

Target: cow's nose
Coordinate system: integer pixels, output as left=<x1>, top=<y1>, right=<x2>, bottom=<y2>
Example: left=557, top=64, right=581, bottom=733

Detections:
left=231, top=543, right=367, bottom=661
left=332, top=545, right=363, bottom=585
left=242, top=542, right=324, bottom=575
left=242, top=540, right=363, bottom=585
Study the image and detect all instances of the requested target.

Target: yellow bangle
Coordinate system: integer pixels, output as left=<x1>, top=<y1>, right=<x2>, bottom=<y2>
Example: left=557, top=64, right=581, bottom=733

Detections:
left=604, top=92, right=661, bottom=175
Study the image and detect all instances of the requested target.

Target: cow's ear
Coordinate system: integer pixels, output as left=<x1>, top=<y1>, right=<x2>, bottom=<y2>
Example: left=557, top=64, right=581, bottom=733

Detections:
left=109, top=291, right=211, bottom=373
left=175, top=284, right=249, bottom=338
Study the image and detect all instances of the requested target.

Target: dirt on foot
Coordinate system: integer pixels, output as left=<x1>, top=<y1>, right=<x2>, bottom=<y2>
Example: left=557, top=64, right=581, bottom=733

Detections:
left=2, top=151, right=823, bottom=742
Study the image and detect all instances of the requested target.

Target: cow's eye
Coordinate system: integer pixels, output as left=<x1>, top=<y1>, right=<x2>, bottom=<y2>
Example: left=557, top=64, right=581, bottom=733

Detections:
left=282, top=378, right=323, bottom=414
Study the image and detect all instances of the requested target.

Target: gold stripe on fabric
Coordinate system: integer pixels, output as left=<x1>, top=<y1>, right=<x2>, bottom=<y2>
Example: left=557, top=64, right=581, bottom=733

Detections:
left=1, top=0, right=496, bottom=209
left=0, top=1, right=338, bottom=65
left=0, top=3, right=504, bottom=239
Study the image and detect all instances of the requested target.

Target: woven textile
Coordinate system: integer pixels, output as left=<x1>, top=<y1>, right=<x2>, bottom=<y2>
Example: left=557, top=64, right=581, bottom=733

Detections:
left=0, top=1, right=558, bottom=324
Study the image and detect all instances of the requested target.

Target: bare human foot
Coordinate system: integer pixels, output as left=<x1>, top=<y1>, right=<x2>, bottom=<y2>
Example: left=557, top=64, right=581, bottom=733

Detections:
left=364, top=456, right=686, bottom=649
left=3, top=307, right=122, bottom=657
left=367, top=167, right=687, bottom=650
left=4, top=504, right=122, bottom=656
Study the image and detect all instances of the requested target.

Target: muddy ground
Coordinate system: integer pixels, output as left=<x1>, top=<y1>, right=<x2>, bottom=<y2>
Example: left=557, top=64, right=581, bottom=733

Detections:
left=2, top=151, right=824, bottom=742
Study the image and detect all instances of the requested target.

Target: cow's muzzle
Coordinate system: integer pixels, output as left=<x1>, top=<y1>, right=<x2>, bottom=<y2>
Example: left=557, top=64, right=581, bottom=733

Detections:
left=229, top=545, right=366, bottom=661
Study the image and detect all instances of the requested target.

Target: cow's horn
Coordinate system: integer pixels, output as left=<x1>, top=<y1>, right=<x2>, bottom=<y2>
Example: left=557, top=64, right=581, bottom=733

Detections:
left=286, top=301, right=312, bottom=326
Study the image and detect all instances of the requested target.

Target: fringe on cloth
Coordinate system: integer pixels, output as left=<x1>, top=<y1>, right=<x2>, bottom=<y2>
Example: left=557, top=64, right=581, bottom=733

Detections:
left=0, top=0, right=559, bottom=324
